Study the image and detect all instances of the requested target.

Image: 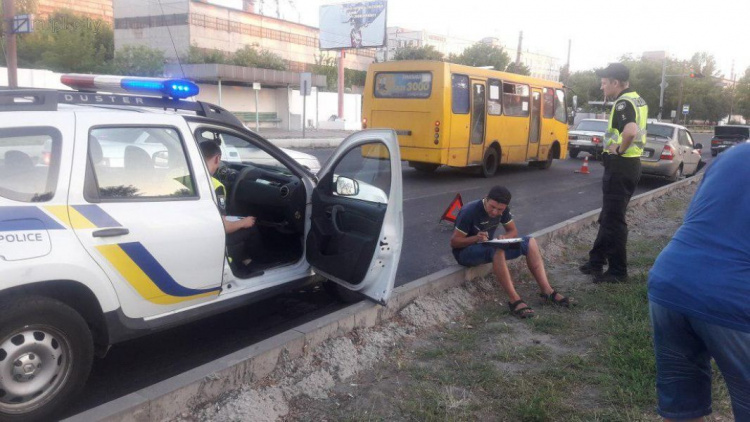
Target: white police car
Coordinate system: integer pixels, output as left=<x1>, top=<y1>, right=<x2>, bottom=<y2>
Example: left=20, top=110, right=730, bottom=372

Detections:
left=0, top=75, right=402, bottom=420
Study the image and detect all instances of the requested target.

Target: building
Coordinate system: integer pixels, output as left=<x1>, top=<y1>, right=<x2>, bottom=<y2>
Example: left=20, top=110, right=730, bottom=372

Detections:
left=114, top=0, right=375, bottom=72
left=34, top=0, right=113, bottom=24
left=481, top=37, right=562, bottom=82
left=376, top=27, right=475, bottom=61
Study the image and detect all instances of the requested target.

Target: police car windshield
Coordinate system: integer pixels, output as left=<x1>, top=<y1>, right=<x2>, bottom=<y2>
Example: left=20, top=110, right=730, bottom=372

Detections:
left=219, top=133, right=291, bottom=175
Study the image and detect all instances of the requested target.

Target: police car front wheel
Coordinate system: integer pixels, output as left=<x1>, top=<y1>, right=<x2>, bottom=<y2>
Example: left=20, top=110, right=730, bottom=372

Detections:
left=0, top=296, right=93, bottom=421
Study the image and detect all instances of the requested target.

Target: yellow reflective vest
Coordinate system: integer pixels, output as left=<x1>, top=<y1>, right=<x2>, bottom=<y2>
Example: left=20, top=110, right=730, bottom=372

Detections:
left=604, top=91, right=648, bottom=158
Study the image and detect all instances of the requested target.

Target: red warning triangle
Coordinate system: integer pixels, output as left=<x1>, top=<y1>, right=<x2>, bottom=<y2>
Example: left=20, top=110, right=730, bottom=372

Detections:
left=440, top=193, right=463, bottom=224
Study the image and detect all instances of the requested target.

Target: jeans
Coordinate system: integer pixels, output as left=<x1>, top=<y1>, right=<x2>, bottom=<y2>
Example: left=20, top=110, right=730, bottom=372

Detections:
left=454, top=236, right=531, bottom=267
left=650, top=301, right=750, bottom=420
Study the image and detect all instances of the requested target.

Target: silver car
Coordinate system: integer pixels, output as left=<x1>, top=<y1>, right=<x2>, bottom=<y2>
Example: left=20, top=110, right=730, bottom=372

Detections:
left=640, top=123, right=703, bottom=182
left=568, top=119, right=607, bottom=159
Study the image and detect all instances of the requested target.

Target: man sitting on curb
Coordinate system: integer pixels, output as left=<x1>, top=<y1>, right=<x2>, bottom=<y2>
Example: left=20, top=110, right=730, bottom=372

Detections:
left=450, top=186, right=572, bottom=319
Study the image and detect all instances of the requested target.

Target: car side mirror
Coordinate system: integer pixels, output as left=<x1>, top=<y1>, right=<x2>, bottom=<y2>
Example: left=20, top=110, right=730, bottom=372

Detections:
left=153, top=151, right=169, bottom=168
left=694, top=143, right=703, bottom=150
left=335, top=176, right=359, bottom=197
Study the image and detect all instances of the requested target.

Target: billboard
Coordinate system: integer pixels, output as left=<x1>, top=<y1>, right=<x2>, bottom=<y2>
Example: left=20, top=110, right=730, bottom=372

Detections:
left=319, top=1, right=387, bottom=50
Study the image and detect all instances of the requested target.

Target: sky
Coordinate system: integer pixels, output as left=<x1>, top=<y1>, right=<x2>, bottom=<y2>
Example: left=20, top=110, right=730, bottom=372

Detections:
left=218, top=0, right=749, bottom=79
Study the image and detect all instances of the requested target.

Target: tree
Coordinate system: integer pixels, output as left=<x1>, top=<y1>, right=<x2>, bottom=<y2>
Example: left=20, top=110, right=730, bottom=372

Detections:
left=182, top=45, right=228, bottom=64
left=309, top=55, right=364, bottom=92
left=565, top=70, right=601, bottom=112
left=392, top=45, right=444, bottom=61
left=506, top=61, right=530, bottom=76
left=449, top=43, right=510, bottom=71
left=108, top=45, right=165, bottom=76
left=733, top=67, right=750, bottom=121
left=231, top=46, right=287, bottom=70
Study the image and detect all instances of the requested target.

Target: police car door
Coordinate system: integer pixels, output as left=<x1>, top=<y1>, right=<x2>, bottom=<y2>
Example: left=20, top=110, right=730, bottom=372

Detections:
left=66, top=114, right=225, bottom=319
left=307, top=130, right=403, bottom=304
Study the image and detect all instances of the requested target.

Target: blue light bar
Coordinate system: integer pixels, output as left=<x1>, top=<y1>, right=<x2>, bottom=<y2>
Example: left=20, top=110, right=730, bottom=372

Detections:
left=120, top=78, right=199, bottom=99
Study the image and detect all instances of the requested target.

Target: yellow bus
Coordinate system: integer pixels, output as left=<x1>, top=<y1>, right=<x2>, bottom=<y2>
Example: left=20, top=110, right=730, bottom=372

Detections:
left=362, top=60, right=569, bottom=176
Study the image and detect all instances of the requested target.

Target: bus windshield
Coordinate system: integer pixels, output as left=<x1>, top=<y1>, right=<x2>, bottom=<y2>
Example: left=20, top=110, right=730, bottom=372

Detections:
left=374, top=72, right=432, bottom=99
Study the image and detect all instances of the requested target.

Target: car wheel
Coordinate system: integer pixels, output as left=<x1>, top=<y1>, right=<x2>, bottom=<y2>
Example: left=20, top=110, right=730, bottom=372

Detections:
left=0, top=296, right=93, bottom=422
left=410, top=162, right=440, bottom=173
left=669, top=165, right=683, bottom=183
left=480, top=147, right=499, bottom=178
left=323, top=281, right=363, bottom=304
left=569, top=150, right=579, bottom=159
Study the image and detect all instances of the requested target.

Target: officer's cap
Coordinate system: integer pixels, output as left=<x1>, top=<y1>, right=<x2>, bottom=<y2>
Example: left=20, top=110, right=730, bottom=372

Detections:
left=596, top=63, right=630, bottom=82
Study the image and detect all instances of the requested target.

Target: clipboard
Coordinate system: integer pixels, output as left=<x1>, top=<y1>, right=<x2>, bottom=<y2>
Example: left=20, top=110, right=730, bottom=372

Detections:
left=480, top=237, right=523, bottom=249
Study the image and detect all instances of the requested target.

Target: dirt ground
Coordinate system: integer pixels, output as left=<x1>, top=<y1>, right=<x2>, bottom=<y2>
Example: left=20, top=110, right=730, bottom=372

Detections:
left=181, top=181, right=734, bottom=422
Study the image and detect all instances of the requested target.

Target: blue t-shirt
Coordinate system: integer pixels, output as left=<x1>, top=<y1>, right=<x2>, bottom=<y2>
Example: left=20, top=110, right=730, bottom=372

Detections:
left=648, top=143, right=750, bottom=333
left=452, top=199, right=513, bottom=258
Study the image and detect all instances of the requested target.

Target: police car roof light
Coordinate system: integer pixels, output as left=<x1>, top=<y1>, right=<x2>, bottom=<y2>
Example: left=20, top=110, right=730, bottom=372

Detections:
left=61, top=74, right=199, bottom=99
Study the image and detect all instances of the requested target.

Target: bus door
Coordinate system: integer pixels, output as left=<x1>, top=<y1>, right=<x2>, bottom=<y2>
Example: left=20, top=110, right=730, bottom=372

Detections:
left=526, top=89, right=542, bottom=160
left=467, top=80, right=487, bottom=165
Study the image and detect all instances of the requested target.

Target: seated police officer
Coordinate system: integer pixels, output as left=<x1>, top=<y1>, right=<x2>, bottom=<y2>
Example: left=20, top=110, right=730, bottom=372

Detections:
left=450, top=186, right=572, bottom=318
left=200, top=141, right=260, bottom=268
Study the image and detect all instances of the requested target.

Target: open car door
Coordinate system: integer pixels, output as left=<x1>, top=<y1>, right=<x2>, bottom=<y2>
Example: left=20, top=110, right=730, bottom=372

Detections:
left=306, top=129, right=403, bottom=304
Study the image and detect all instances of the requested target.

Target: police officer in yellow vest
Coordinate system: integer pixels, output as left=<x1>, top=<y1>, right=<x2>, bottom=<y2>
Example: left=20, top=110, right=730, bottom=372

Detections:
left=580, top=63, right=646, bottom=283
left=200, top=141, right=259, bottom=268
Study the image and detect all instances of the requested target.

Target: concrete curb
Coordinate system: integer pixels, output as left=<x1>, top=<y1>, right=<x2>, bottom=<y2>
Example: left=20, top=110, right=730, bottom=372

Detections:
left=64, top=174, right=703, bottom=422
left=267, top=138, right=343, bottom=148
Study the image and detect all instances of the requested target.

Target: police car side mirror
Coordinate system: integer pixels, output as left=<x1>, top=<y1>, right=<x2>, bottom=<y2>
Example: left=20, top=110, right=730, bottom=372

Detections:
left=153, top=151, right=169, bottom=168
left=694, top=143, right=703, bottom=150
left=335, top=176, right=359, bottom=197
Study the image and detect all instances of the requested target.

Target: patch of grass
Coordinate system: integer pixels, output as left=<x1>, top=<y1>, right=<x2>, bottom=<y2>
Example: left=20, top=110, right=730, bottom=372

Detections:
left=528, top=313, right=575, bottom=335
left=491, top=343, right=550, bottom=363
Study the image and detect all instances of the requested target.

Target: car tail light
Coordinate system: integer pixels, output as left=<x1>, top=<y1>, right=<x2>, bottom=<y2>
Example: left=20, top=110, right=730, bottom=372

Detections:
left=434, top=121, right=440, bottom=144
left=592, top=136, right=602, bottom=144
left=711, top=139, right=720, bottom=145
left=42, top=151, right=51, bottom=166
left=660, top=145, right=675, bottom=160
left=362, top=118, right=367, bottom=129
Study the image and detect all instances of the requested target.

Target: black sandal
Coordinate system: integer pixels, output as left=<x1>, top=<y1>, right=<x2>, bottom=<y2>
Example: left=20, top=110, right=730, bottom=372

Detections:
left=539, top=290, right=572, bottom=308
left=508, top=300, right=535, bottom=319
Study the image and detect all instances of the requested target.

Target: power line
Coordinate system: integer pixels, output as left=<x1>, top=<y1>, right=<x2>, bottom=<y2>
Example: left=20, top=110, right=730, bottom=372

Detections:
left=157, top=0, right=184, bottom=76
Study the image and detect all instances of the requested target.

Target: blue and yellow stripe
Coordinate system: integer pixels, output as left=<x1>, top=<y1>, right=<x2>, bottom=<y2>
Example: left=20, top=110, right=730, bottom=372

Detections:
left=96, top=242, right=221, bottom=305
left=44, top=205, right=122, bottom=230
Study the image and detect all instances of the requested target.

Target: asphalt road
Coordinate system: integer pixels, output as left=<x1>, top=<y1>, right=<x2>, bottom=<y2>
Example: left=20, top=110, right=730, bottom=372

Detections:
left=65, top=133, right=712, bottom=417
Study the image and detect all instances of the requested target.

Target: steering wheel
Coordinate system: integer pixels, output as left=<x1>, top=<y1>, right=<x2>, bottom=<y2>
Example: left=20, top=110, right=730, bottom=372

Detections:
left=229, top=166, right=301, bottom=233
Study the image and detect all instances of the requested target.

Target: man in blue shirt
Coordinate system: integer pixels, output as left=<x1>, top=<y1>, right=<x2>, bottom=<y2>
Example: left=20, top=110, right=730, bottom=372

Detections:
left=648, top=143, right=750, bottom=421
left=450, top=186, right=571, bottom=318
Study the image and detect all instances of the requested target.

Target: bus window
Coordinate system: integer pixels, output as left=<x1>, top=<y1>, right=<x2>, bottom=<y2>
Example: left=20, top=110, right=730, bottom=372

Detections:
left=488, top=79, right=502, bottom=115
left=543, top=88, right=555, bottom=119
left=452, top=74, right=470, bottom=114
left=503, top=83, right=530, bottom=117
left=374, top=72, right=432, bottom=99
left=554, top=89, right=567, bottom=123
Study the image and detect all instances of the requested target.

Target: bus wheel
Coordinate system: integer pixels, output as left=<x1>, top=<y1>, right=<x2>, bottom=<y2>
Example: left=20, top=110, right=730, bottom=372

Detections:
left=532, top=148, right=554, bottom=170
left=410, top=162, right=440, bottom=173
left=480, top=148, right=499, bottom=177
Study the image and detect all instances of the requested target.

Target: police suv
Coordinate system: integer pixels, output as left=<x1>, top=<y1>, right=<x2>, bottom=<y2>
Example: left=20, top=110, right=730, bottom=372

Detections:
left=0, top=75, right=403, bottom=420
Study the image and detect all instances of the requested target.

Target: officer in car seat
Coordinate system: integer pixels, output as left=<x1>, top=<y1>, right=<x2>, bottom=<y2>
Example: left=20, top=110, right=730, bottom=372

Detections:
left=200, top=141, right=260, bottom=268
left=580, top=63, right=646, bottom=283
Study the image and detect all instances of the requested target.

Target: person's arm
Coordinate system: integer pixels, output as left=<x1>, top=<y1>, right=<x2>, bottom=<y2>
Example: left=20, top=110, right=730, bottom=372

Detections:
left=450, top=229, right=488, bottom=248
left=617, top=122, right=638, bottom=153
left=223, top=216, right=256, bottom=234
left=496, top=221, right=519, bottom=239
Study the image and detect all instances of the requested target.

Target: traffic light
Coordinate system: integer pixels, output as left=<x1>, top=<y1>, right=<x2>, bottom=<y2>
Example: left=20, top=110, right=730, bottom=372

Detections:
left=689, top=71, right=704, bottom=78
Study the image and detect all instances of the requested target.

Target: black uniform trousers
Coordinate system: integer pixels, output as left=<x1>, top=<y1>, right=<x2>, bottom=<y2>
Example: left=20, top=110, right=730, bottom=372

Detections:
left=588, top=154, right=641, bottom=275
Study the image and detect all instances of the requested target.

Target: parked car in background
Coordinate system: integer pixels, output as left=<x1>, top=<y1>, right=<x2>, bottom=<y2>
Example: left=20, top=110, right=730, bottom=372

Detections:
left=568, top=119, right=607, bottom=159
left=710, top=125, right=750, bottom=156
left=640, top=122, right=703, bottom=182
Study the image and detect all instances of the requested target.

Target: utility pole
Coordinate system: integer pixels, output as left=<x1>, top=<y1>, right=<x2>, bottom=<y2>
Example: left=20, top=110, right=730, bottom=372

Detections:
left=515, top=31, right=523, bottom=64
left=2, top=0, right=18, bottom=88
left=658, top=56, right=667, bottom=121
left=564, top=39, right=571, bottom=85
